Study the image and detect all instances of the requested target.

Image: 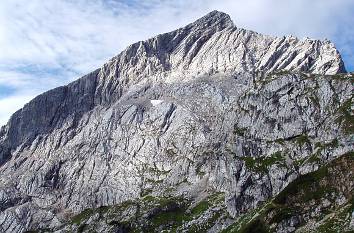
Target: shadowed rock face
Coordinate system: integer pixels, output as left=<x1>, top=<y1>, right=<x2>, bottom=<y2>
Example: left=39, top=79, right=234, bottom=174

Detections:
left=0, top=11, right=352, bottom=233
left=0, top=69, right=100, bottom=166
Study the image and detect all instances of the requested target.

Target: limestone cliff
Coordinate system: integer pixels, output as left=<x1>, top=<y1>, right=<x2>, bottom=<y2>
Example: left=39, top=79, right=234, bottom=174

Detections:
left=0, top=11, right=352, bottom=233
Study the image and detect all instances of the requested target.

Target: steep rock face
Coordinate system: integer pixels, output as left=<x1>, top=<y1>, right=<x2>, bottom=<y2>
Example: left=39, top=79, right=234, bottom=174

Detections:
left=0, top=11, right=346, bottom=165
left=0, top=11, right=352, bottom=233
left=0, top=69, right=100, bottom=166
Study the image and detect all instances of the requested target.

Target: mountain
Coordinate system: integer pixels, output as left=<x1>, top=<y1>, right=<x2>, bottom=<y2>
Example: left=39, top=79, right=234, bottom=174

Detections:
left=0, top=11, right=353, bottom=233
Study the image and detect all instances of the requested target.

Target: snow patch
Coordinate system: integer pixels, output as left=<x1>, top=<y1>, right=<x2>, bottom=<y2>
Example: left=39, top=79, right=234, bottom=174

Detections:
left=151, top=99, right=163, bottom=106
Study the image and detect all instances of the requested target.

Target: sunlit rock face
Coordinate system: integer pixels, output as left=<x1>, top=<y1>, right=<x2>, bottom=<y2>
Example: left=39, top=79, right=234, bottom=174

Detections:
left=0, top=11, right=352, bottom=233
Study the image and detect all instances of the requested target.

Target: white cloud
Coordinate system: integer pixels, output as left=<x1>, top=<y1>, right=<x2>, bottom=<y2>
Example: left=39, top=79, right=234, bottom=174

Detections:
left=0, top=0, right=353, bottom=126
left=0, top=94, right=37, bottom=125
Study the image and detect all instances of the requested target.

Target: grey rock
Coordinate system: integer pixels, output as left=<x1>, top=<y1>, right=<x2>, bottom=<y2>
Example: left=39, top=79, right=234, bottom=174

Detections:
left=0, top=11, right=352, bottom=232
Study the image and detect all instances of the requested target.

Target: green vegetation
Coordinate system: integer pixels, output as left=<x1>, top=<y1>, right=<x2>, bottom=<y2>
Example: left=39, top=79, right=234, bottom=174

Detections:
left=315, top=201, right=354, bottom=233
left=144, top=194, right=227, bottom=232
left=140, top=188, right=152, bottom=197
left=165, top=148, right=177, bottom=157
left=314, top=138, right=339, bottom=150
left=188, top=210, right=223, bottom=233
left=271, top=70, right=293, bottom=76
left=306, top=153, right=322, bottom=163
left=259, top=75, right=277, bottom=85
left=71, top=206, right=109, bottom=225
left=148, top=163, right=171, bottom=175
left=295, top=135, right=311, bottom=147
left=274, top=138, right=285, bottom=145
left=68, top=193, right=227, bottom=233
left=274, top=152, right=353, bottom=227
left=223, top=153, right=353, bottom=233
left=195, top=165, right=206, bottom=177
left=142, top=195, right=156, bottom=202
left=293, top=138, right=341, bottom=167
left=148, top=204, right=188, bottom=231
left=329, top=73, right=354, bottom=85
left=66, top=153, right=353, bottom=233
left=336, top=98, right=354, bottom=135
left=146, top=178, right=164, bottom=184
left=274, top=165, right=329, bottom=204
left=269, top=206, right=295, bottom=224
left=191, top=200, right=210, bottom=217
left=233, top=125, right=247, bottom=136
left=221, top=202, right=274, bottom=233
left=308, top=138, right=340, bottom=164
left=239, top=218, right=269, bottom=233
left=257, top=70, right=293, bottom=86
left=240, top=151, right=285, bottom=173
left=309, top=95, right=320, bottom=108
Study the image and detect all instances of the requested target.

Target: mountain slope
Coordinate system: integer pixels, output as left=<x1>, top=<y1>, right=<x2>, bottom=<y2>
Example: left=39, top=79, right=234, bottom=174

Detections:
left=0, top=11, right=352, bottom=233
left=52, top=152, right=354, bottom=232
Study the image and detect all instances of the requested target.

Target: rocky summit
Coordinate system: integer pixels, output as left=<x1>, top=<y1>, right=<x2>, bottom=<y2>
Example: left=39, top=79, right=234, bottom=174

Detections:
left=0, top=11, right=353, bottom=233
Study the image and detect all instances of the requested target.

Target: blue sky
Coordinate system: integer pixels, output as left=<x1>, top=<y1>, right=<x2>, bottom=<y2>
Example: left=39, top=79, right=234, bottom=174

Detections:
left=0, top=0, right=353, bottom=125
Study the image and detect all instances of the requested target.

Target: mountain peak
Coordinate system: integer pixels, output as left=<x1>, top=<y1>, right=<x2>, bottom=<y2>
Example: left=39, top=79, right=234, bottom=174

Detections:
left=107, top=10, right=345, bottom=88
left=0, top=10, right=353, bottom=233
left=195, top=10, right=233, bottom=25
left=188, top=10, right=234, bottom=30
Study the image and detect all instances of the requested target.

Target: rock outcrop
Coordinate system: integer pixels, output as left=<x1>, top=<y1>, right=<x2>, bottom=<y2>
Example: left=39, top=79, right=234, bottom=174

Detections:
left=0, top=11, right=352, bottom=233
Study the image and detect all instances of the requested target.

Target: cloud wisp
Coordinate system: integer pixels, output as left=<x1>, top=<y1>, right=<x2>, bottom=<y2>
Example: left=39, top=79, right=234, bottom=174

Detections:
left=0, top=0, right=353, bottom=126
